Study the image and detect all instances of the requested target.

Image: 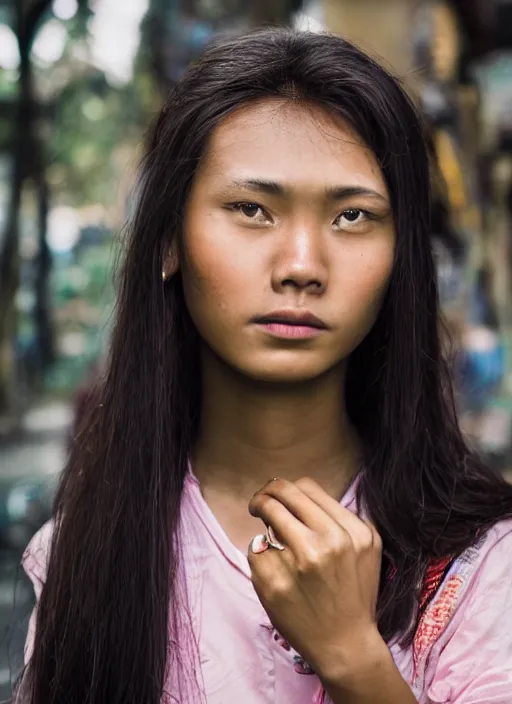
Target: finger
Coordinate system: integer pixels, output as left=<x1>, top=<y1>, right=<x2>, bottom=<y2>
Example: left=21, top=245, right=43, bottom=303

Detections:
left=248, top=492, right=310, bottom=553
left=362, top=519, right=382, bottom=552
left=247, top=533, right=290, bottom=591
left=294, top=477, right=376, bottom=548
left=250, top=478, right=338, bottom=536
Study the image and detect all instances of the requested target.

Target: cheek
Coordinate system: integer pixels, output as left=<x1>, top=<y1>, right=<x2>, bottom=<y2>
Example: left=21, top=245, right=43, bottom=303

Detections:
left=358, top=251, right=394, bottom=306
left=345, top=239, right=394, bottom=303
left=182, top=203, right=249, bottom=295
left=180, top=232, right=247, bottom=330
left=336, top=241, right=394, bottom=343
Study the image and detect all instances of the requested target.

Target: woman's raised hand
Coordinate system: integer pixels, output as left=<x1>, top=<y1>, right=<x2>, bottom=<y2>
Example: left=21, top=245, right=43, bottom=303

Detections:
left=247, top=477, right=383, bottom=686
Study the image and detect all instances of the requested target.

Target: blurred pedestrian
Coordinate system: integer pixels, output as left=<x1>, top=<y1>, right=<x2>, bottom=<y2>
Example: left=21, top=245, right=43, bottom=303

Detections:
left=16, top=29, right=512, bottom=704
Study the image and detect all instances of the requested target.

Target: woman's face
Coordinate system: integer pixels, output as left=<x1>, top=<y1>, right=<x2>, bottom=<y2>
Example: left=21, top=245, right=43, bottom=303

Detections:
left=178, top=99, right=395, bottom=383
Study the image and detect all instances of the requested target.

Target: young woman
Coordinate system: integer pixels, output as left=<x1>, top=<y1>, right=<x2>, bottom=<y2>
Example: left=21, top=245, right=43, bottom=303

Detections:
left=18, top=29, right=512, bottom=704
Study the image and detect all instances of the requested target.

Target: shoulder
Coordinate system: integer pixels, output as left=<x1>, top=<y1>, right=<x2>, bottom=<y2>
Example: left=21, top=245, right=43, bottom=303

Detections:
left=417, top=519, right=512, bottom=703
left=416, top=519, right=512, bottom=647
left=21, top=520, right=55, bottom=600
left=459, top=518, right=512, bottom=617
left=463, top=518, right=512, bottom=589
left=433, top=518, right=512, bottom=629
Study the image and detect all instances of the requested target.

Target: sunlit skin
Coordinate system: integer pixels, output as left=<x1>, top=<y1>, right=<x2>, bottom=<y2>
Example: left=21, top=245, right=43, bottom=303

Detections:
left=164, top=98, right=395, bottom=545
left=163, top=101, right=415, bottom=702
left=180, top=100, right=394, bottom=386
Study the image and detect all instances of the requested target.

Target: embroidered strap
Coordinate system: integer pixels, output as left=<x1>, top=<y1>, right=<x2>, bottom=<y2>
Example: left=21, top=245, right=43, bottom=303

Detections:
left=419, top=554, right=455, bottom=611
left=387, top=554, right=455, bottom=609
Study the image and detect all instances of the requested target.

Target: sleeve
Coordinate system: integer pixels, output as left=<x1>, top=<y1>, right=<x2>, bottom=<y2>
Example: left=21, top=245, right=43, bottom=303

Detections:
left=21, top=521, right=54, bottom=665
left=427, top=529, right=512, bottom=704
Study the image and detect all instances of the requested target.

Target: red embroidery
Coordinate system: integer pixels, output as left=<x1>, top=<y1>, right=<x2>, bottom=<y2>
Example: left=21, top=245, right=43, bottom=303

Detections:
left=419, top=555, right=454, bottom=610
left=413, top=573, right=463, bottom=677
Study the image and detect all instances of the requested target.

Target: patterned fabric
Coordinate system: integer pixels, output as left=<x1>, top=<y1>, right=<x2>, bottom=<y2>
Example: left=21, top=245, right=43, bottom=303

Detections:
left=419, top=556, right=455, bottom=611
left=21, top=472, right=512, bottom=704
left=413, top=574, right=465, bottom=680
left=271, top=629, right=315, bottom=675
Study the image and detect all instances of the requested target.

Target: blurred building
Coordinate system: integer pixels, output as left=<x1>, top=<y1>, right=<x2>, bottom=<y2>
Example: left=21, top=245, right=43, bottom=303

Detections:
left=321, top=1, right=511, bottom=309
left=315, top=0, right=512, bottom=459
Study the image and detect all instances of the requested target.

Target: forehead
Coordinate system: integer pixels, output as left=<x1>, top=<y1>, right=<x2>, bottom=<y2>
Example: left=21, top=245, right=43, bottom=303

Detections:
left=199, top=99, right=386, bottom=193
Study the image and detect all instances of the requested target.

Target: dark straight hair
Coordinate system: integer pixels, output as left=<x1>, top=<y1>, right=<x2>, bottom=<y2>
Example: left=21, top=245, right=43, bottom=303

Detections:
left=18, top=28, right=512, bottom=703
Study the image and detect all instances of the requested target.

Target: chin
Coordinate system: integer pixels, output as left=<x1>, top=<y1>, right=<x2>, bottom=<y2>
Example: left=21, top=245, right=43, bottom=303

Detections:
left=235, top=357, right=338, bottom=385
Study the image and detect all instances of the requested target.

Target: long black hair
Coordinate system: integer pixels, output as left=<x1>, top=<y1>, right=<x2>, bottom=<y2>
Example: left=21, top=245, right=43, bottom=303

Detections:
left=18, top=28, right=512, bottom=703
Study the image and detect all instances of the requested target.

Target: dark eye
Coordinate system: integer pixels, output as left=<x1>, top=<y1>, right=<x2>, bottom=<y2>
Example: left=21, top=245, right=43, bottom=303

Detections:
left=228, top=202, right=271, bottom=224
left=334, top=208, right=370, bottom=230
left=342, top=209, right=361, bottom=222
left=239, top=203, right=261, bottom=218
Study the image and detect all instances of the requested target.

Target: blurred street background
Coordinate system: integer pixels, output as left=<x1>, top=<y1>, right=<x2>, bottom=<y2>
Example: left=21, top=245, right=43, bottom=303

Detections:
left=1, top=0, right=512, bottom=696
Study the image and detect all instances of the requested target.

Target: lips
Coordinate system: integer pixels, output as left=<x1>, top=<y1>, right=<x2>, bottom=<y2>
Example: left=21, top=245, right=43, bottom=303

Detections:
left=253, top=309, right=328, bottom=329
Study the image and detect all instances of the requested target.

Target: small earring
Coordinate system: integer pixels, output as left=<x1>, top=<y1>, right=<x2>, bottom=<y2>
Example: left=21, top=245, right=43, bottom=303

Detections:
left=162, top=269, right=167, bottom=282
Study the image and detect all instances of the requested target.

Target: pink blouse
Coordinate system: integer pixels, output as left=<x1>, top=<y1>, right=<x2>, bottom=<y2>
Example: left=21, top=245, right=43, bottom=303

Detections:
left=22, top=471, right=512, bottom=703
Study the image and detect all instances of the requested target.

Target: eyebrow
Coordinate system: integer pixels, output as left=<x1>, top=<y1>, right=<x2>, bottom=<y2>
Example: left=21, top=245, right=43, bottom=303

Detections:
left=228, top=179, right=388, bottom=202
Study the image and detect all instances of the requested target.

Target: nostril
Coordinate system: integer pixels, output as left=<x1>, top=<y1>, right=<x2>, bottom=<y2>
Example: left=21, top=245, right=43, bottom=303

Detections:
left=281, top=278, right=323, bottom=290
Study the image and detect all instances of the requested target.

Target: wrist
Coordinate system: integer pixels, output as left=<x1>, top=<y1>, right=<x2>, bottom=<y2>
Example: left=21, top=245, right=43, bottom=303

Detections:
left=317, top=625, right=391, bottom=691
left=318, top=627, right=416, bottom=704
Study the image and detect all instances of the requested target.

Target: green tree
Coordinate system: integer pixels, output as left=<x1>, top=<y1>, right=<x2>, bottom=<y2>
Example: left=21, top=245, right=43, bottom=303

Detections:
left=0, top=0, right=53, bottom=426
left=0, top=0, right=95, bottom=426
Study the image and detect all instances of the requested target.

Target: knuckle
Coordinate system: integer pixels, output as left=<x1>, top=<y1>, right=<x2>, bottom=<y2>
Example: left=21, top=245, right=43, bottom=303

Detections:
left=294, top=476, right=317, bottom=492
left=247, top=495, right=259, bottom=515
left=296, top=548, right=319, bottom=573
left=267, top=576, right=290, bottom=599
left=250, top=492, right=269, bottom=511
left=356, top=525, right=382, bottom=555
left=327, top=530, right=349, bottom=556
left=359, top=530, right=374, bottom=552
left=260, top=493, right=274, bottom=508
left=297, top=542, right=329, bottom=572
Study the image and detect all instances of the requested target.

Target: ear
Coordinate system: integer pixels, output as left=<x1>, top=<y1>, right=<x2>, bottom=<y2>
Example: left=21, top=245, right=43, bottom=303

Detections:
left=162, top=243, right=180, bottom=280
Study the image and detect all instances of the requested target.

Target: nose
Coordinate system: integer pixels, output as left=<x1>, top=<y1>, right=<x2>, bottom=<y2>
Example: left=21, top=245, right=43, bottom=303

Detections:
left=271, top=223, right=327, bottom=296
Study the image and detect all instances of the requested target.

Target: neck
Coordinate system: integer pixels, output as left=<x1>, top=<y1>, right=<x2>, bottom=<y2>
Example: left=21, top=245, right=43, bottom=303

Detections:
left=193, top=351, right=361, bottom=503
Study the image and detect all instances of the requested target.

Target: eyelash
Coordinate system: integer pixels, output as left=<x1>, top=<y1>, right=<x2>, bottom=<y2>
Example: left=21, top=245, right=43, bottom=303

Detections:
left=226, top=202, right=270, bottom=220
left=226, top=202, right=377, bottom=228
left=333, top=208, right=376, bottom=229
